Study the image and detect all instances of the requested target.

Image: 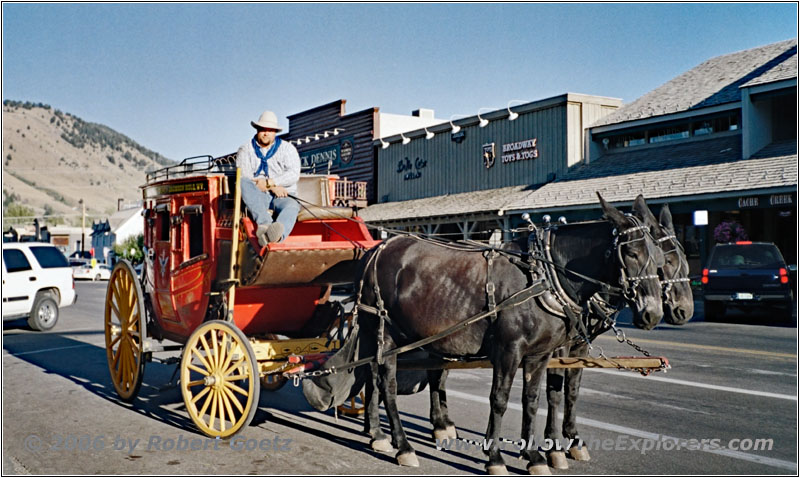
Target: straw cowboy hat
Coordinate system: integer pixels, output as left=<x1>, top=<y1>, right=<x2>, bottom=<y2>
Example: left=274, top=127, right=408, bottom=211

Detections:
left=251, top=110, right=283, bottom=132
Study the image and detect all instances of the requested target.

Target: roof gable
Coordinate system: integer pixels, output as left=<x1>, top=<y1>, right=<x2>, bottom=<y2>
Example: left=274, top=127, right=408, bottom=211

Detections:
left=594, top=39, right=797, bottom=127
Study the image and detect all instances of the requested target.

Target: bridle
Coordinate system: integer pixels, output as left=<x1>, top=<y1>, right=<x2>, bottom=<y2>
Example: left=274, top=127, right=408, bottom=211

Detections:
left=612, top=215, right=662, bottom=301
left=655, top=232, right=691, bottom=303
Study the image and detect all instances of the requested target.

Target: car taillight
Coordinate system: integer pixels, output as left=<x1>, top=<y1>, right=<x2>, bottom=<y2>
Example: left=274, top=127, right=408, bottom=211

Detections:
left=701, top=268, right=709, bottom=284
left=779, top=268, right=789, bottom=284
left=735, top=241, right=752, bottom=245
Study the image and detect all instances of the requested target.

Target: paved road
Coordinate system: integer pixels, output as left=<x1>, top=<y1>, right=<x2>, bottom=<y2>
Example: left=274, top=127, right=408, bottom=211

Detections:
left=2, top=282, right=797, bottom=474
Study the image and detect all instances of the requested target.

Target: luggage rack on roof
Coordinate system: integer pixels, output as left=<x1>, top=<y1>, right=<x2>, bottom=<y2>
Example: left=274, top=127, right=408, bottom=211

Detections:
left=146, top=155, right=237, bottom=184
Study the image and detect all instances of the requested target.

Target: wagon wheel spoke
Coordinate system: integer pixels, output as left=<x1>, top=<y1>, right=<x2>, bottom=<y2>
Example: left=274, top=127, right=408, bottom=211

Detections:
left=225, top=381, right=249, bottom=397
left=108, top=333, right=122, bottom=349
left=110, top=302, right=122, bottom=324
left=197, top=387, right=214, bottom=421
left=218, top=392, right=228, bottom=433
left=221, top=385, right=245, bottom=415
left=218, top=335, right=233, bottom=374
left=208, top=389, right=219, bottom=431
left=190, top=345, right=213, bottom=372
left=191, top=385, right=211, bottom=406
left=186, top=363, right=209, bottom=376
left=210, top=331, right=220, bottom=370
left=199, top=336, right=213, bottom=369
left=224, top=357, right=246, bottom=377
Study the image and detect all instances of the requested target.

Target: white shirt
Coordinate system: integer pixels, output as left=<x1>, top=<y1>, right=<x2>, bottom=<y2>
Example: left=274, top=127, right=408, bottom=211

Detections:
left=236, top=138, right=301, bottom=195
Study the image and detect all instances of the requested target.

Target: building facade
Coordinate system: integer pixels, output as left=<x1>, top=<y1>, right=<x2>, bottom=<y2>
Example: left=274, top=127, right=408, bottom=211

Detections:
left=360, top=39, right=798, bottom=272
left=278, top=99, right=442, bottom=204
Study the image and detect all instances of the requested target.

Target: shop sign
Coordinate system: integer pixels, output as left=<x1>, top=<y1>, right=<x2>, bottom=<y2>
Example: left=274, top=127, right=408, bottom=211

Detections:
left=339, top=138, right=355, bottom=168
left=769, top=194, right=793, bottom=206
left=737, top=196, right=759, bottom=208
left=501, top=138, right=539, bottom=164
left=482, top=143, right=495, bottom=169
left=300, top=144, right=340, bottom=170
left=397, top=156, right=427, bottom=180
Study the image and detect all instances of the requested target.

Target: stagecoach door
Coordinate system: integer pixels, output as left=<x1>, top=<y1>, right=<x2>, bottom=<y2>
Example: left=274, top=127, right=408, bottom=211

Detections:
left=152, top=201, right=177, bottom=323
left=168, top=192, right=211, bottom=333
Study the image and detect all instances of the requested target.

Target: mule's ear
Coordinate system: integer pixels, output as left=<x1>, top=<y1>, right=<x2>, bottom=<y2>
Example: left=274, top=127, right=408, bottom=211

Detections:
left=632, top=194, right=658, bottom=228
left=659, top=204, right=674, bottom=231
left=597, top=192, right=627, bottom=226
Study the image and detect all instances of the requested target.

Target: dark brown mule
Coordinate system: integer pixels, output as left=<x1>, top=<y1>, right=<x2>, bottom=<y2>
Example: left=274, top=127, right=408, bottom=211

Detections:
left=542, top=196, right=695, bottom=470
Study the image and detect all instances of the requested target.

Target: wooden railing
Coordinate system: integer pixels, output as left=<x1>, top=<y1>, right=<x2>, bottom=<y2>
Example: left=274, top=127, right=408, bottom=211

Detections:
left=331, top=179, right=368, bottom=207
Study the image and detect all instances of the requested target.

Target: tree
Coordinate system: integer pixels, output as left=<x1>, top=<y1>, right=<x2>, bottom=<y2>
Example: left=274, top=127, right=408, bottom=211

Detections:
left=5, top=203, right=35, bottom=218
left=113, top=234, right=144, bottom=264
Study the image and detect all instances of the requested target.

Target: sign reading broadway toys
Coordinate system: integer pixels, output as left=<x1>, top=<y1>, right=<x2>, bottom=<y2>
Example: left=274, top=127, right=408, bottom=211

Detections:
left=501, top=138, right=539, bottom=164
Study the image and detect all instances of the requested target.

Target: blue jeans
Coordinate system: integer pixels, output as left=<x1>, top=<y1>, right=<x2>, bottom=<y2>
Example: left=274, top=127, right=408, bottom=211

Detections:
left=240, top=180, right=300, bottom=241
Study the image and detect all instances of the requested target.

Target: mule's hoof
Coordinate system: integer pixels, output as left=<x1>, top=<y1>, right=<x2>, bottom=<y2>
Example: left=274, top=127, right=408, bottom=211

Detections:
left=445, top=424, right=458, bottom=439
left=527, top=464, right=552, bottom=475
left=433, top=428, right=451, bottom=441
left=486, top=464, right=509, bottom=475
left=396, top=451, right=419, bottom=467
left=568, top=445, right=591, bottom=461
left=371, top=438, right=393, bottom=452
left=547, top=451, right=569, bottom=470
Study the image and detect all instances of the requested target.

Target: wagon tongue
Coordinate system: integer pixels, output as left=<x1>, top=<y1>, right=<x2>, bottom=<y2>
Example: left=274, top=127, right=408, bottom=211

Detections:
left=302, top=326, right=368, bottom=411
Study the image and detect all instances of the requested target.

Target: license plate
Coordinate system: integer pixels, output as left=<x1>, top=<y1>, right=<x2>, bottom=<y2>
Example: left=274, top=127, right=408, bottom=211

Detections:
left=735, top=292, right=754, bottom=300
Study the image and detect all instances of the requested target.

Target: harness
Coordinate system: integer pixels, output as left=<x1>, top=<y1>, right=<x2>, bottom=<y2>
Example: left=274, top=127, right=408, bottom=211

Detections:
left=349, top=215, right=661, bottom=366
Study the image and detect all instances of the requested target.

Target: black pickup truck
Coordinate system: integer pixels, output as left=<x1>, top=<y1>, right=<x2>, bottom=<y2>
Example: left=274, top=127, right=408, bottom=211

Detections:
left=702, top=242, right=794, bottom=321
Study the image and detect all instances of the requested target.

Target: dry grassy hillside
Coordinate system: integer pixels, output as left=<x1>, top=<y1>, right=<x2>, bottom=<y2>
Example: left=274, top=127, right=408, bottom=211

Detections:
left=2, top=101, right=174, bottom=221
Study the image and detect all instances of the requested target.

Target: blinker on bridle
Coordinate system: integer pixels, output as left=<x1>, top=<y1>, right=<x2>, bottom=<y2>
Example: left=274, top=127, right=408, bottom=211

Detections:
left=612, top=215, right=661, bottom=300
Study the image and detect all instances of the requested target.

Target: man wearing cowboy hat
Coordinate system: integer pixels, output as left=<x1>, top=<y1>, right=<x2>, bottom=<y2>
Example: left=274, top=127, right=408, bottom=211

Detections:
left=236, top=110, right=301, bottom=246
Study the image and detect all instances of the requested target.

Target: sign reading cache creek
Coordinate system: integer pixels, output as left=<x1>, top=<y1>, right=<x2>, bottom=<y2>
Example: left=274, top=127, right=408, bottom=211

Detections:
left=501, top=138, right=539, bottom=164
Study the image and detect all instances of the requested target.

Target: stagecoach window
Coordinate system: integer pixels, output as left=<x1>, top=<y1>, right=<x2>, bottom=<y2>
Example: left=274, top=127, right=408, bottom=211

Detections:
left=158, top=212, right=169, bottom=241
left=188, top=214, right=203, bottom=258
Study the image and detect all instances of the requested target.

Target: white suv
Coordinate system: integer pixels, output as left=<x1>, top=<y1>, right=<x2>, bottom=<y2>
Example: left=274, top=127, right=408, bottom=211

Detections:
left=2, top=242, right=77, bottom=330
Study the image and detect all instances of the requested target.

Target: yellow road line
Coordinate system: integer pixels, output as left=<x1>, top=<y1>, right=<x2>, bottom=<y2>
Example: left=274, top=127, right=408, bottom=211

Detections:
left=594, top=335, right=796, bottom=359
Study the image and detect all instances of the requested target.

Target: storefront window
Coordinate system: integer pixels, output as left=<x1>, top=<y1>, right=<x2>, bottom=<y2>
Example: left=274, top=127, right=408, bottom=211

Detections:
left=649, top=125, right=690, bottom=143
left=611, top=132, right=647, bottom=148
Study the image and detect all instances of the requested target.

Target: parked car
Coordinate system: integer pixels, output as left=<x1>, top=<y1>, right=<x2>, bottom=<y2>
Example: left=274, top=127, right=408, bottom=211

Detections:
left=703, top=241, right=794, bottom=321
left=72, top=263, right=112, bottom=281
left=2, top=242, right=77, bottom=330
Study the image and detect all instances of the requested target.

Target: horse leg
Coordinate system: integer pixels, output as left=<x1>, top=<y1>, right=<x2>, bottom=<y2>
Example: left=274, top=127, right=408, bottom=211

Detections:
left=428, top=369, right=457, bottom=441
left=521, top=356, right=553, bottom=475
left=543, top=349, right=569, bottom=470
left=484, top=349, right=522, bottom=475
left=563, top=343, right=591, bottom=461
left=365, top=362, right=393, bottom=452
left=379, top=355, right=419, bottom=467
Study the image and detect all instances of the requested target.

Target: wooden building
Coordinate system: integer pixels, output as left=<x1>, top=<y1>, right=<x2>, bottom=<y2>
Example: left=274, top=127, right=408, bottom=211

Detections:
left=279, top=100, right=441, bottom=204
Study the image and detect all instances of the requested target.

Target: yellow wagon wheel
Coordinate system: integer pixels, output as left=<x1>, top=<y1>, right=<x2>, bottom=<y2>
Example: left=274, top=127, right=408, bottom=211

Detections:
left=180, top=320, right=260, bottom=438
left=337, top=391, right=366, bottom=416
left=104, top=260, right=147, bottom=402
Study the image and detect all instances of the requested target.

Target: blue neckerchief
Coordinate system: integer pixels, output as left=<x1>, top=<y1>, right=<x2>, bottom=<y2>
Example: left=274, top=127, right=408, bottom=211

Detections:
left=252, top=137, right=281, bottom=177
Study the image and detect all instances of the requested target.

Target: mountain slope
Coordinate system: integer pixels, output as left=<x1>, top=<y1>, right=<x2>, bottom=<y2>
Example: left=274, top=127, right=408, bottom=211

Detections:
left=2, top=100, right=174, bottom=219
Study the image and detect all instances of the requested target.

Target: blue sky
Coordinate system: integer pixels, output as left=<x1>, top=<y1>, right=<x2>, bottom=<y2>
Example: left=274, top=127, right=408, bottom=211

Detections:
left=2, top=3, right=797, bottom=161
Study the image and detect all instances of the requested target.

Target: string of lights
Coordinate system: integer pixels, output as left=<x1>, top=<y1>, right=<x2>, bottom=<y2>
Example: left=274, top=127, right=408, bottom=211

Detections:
left=377, top=99, right=528, bottom=148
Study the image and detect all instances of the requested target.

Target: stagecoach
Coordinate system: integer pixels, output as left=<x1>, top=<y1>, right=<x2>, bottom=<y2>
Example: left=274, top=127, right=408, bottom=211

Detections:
left=103, top=154, right=672, bottom=443
left=103, top=155, right=379, bottom=437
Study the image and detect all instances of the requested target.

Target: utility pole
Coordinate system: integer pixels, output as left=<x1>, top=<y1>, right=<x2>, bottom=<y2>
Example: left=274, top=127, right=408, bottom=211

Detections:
left=79, top=199, right=86, bottom=256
